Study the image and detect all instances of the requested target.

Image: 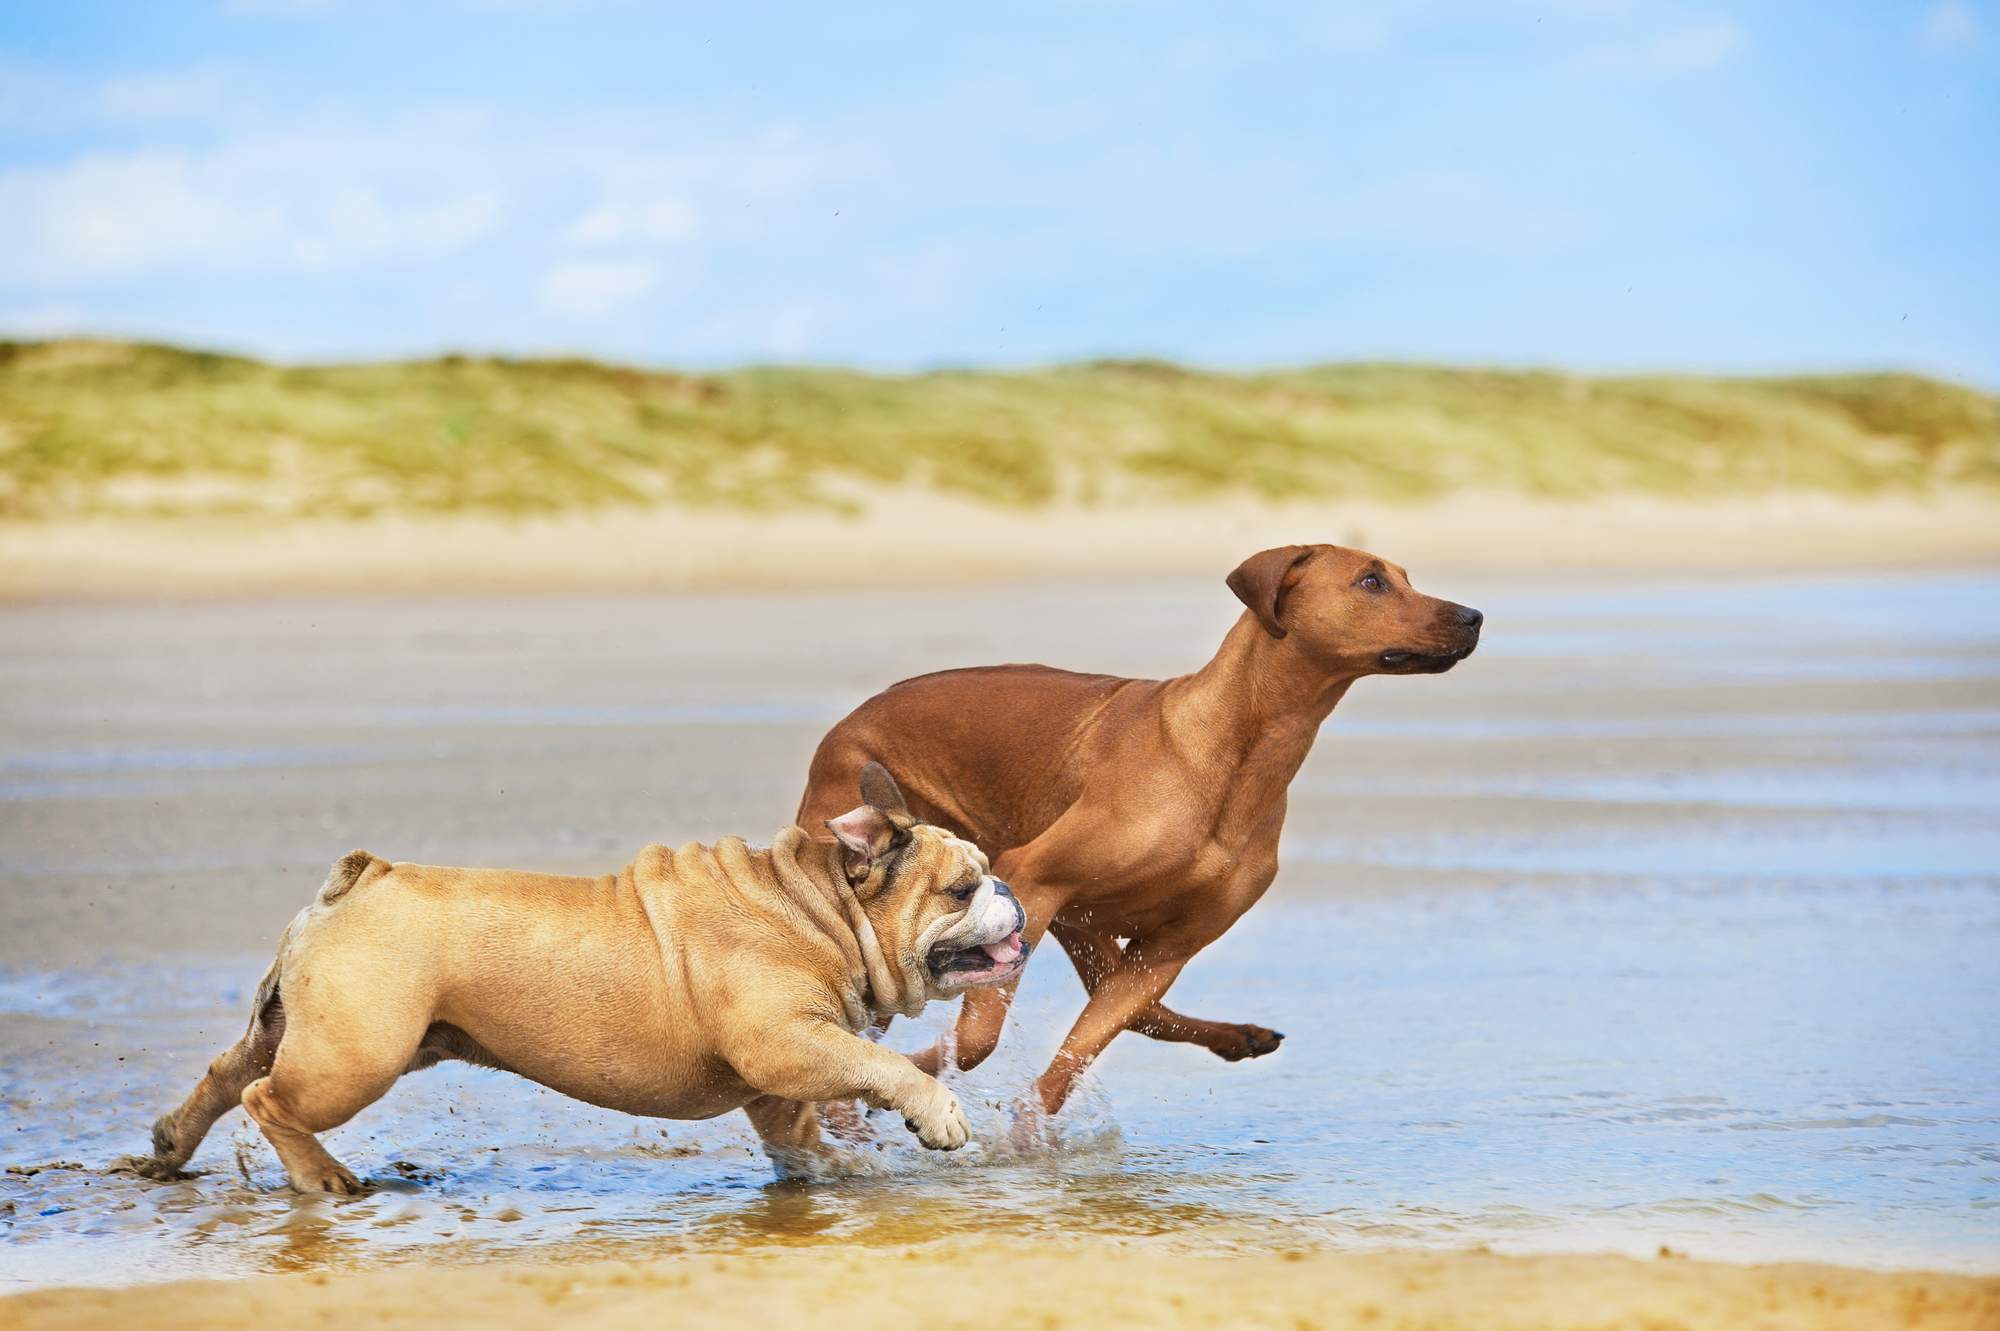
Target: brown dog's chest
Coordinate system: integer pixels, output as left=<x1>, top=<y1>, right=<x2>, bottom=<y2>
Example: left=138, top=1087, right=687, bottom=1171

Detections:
left=1034, top=825, right=1280, bottom=940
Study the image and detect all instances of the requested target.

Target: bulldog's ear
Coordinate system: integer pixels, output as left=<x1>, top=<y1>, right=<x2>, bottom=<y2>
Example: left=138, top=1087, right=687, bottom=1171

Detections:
left=857, top=761, right=910, bottom=815
left=1226, top=545, right=1314, bottom=640
left=824, top=803, right=916, bottom=883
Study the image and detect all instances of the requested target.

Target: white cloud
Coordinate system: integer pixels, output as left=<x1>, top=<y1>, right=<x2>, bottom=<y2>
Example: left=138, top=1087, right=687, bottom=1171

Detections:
left=1917, top=1, right=1981, bottom=55
left=0, top=60, right=245, bottom=135
left=0, top=300, right=91, bottom=338
left=1572, top=20, right=1745, bottom=77
left=222, top=0, right=338, bottom=15
left=1308, top=12, right=1391, bottom=53
left=1317, top=171, right=1589, bottom=255
left=1650, top=21, right=1743, bottom=72
left=566, top=198, right=699, bottom=246
left=99, top=68, right=233, bottom=122
left=538, top=260, right=658, bottom=319
left=0, top=128, right=503, bottom=283
left=764, top=299, right=830, bottom=356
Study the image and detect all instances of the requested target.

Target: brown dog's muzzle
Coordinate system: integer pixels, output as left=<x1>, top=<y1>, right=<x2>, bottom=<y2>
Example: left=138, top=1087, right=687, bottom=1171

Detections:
left=1379, top=603, right=1483, bottom=673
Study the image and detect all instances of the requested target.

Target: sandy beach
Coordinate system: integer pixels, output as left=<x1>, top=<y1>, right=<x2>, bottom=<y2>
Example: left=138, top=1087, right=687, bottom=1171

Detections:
left=4, top=488, right=1999, bottom=598
left=6, top=1243, right=1997, bottom=1331
left=3, top=525, right=1995, bottom=1329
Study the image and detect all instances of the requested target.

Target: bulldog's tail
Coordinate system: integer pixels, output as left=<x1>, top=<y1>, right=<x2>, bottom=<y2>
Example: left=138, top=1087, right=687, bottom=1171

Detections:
left=317, top=848, right=393, bottom=905
left=120, top=849, right=393, bottom=1179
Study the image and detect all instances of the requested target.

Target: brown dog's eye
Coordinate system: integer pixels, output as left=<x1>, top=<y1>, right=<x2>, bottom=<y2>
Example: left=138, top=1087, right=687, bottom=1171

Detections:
left=1357, top=575, right=1382, bottom=591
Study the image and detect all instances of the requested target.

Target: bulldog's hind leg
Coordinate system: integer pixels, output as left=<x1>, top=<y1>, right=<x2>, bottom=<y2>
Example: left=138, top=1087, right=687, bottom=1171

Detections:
left=742, top=1095, right=831, bottom=1176
left=129, top=995, right=284, bottom=1179
left=241, top=1050, right=405, bottom=1196
left=239, top=995, right=429, bottom=1195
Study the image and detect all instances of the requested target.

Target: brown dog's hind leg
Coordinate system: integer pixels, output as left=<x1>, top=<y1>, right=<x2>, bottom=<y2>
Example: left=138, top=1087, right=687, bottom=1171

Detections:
left=1052, top=921, right=1283, bottom=1063
left=1129, top=1006, right=1284, bottom=1061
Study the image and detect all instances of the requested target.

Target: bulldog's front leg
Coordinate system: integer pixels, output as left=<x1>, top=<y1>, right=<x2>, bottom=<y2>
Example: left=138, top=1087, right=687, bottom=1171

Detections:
left=737, top=1021, right=970, bottom=1152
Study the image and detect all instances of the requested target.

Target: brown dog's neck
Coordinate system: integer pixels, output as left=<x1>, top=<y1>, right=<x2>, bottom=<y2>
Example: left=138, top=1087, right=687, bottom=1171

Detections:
left=1163, top=612, right=1359, bottom=798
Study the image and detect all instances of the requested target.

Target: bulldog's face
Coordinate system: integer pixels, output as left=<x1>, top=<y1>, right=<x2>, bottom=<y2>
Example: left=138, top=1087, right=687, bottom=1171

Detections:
left=905, top=831, right=1030, bottom=999
left=825, top=768, right=1031, bottom=1003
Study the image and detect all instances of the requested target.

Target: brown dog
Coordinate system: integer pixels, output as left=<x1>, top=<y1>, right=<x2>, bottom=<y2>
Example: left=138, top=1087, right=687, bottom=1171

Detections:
left=125, top=770, right=1028, bottom=1191
left=797, top=544, right=1481, bottom=1120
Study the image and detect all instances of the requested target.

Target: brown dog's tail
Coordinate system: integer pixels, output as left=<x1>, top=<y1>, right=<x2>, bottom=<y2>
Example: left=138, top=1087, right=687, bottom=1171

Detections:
left=316, top=848, right=393, bottom=906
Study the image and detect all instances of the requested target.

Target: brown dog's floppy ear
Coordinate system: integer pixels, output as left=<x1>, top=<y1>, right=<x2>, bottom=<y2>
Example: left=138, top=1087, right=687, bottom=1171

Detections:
left=825, top=803, right=916, bottom=884
left=857, top=761, right=909, bottom=815
left=1226, top=545, right=1314, bottom=639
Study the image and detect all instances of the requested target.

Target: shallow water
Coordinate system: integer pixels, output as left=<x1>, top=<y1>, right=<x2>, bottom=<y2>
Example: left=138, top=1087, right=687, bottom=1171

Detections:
left=2, top=569, right=1996, bottom=1289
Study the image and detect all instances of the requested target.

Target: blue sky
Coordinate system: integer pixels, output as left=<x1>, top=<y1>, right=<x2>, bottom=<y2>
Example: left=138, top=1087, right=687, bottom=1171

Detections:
left=1, top=2, right=1994, bottom=381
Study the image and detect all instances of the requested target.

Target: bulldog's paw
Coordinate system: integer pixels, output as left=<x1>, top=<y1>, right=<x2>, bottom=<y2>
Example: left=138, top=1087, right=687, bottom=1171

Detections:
left=1211, top=1023, right=1284, bottom=1062
left=105, top=1153, right=199, bottom=1182
left=291, top=1163, right=365, bottom=1196
left=901, top=1091, right=971, bottom=1151
left=149, top=1109, right=181, bottom=1159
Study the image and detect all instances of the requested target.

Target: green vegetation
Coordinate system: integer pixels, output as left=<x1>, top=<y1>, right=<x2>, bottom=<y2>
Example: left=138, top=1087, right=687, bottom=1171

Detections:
left=1, top=339, right=1994, bottom=519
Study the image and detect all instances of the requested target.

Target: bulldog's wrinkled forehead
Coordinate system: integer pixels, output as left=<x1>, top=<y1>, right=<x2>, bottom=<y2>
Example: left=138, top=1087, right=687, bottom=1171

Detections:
left=892, top=824, right=987, bottom=880
left=935, top=830, right=989, bottom=875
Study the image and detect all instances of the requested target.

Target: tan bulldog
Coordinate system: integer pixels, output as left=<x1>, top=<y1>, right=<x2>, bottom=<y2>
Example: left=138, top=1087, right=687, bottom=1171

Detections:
left=121, top=763, right=1030, bottom=1192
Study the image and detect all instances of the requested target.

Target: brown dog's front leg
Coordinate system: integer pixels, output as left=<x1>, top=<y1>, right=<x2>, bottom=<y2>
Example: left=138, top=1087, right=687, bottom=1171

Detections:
left=1034, top=937, right=1197, bottom=1116
left=913, top=982, right=1017, bottom=1076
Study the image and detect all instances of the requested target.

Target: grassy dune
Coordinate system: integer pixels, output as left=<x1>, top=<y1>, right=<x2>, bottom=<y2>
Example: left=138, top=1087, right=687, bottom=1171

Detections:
left=1, top=339, right=1994, bottom=519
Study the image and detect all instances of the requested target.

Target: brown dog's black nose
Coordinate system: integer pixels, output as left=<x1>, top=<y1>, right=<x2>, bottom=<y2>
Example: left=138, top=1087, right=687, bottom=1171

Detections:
left=1455, top=606, right=1484, bottom=629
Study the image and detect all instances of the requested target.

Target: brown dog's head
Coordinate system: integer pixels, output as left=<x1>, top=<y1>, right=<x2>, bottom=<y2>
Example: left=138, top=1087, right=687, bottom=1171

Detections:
left=824, top=762, right=1029, bottom=1004
left=1227, top=543, right=1483, bottom=676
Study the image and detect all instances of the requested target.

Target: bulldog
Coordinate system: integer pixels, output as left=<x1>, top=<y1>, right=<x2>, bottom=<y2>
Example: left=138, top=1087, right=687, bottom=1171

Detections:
left=122, top=763, right=1029, bottom=1193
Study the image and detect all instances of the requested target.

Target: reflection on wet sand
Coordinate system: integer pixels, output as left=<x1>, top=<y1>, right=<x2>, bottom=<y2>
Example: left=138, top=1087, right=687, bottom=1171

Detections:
left=2, top=570, right=1996, bottom=1292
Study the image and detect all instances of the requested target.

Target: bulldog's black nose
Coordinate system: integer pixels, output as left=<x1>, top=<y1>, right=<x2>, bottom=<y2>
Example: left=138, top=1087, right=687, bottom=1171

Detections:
left=1455, top=605, right=1484, bottom=629
left=991, top=878, right=1015, bottom=898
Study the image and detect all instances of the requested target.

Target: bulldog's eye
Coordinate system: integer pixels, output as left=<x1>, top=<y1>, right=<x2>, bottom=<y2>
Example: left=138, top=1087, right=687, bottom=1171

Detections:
left=949, top=883, right=978, bottom=902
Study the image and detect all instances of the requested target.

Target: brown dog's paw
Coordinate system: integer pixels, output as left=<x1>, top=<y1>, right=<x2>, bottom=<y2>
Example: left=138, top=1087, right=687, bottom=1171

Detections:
left=1211, top=1024, right=1284, bottom=1062
left=816, top=1098, right=878, bottom=1145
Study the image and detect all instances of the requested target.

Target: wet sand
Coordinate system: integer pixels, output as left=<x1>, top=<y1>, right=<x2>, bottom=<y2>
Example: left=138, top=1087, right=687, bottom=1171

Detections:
left=6, top=1244, right=1997, bottom=1331
left=2, top=563, right=1996, bottom=1325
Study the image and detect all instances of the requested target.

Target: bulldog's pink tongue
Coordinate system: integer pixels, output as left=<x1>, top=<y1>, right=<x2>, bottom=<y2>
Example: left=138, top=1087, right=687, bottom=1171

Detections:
left=980, top=932, right=1023, bottom=965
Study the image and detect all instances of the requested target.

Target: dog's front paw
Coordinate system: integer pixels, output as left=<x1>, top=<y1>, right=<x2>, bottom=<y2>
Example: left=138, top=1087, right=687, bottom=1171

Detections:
left=1212, top=1023, right=1284, bottom=1062
left=901, top=1089, right=971, bottom=1151
left=1003, top=1097, right=1050, bottom=1155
